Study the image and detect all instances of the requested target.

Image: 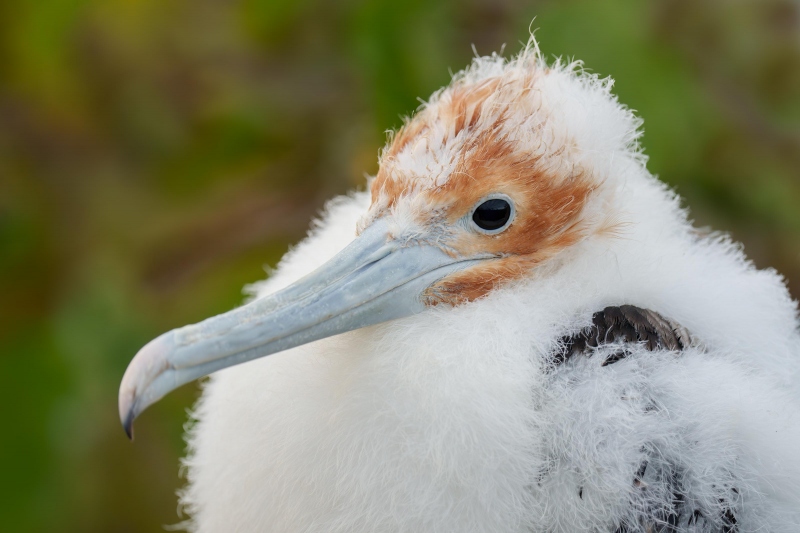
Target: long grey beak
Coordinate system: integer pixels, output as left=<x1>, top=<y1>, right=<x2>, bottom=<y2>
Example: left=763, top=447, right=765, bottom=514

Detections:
left=118, top=219, right=482, bottom=438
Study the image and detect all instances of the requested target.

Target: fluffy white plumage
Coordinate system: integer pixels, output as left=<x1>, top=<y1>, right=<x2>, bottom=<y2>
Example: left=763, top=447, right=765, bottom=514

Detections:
left=177, top=42, right=800, bottom=532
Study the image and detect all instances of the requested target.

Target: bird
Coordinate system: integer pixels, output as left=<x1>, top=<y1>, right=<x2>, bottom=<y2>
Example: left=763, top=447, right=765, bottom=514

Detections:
left=119, top=39, right=800, bottom=532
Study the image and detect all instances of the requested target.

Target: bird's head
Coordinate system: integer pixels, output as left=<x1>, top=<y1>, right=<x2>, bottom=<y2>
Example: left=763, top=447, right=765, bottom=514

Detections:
left=119, top=44, right=638, bottom=437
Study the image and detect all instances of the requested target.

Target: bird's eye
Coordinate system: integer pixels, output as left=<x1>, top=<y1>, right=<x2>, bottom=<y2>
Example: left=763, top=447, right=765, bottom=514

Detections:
left=471, top=197, right=513, bottom=233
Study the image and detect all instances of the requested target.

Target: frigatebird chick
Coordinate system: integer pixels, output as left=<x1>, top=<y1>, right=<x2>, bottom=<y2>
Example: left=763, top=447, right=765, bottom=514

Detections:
left=120, top=40, right=800, bottom=532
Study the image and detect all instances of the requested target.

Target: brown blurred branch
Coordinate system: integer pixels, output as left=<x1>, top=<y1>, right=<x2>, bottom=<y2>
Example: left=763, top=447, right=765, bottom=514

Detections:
left=141, top=187, right=323, bottom=293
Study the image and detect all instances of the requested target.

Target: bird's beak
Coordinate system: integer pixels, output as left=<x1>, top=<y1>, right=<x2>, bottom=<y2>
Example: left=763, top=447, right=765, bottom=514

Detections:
left=119, top=219, right=482, bottom=438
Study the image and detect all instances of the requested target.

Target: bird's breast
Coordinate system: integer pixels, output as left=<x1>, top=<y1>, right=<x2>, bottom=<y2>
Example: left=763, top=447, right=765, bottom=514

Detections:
left=180, top=312, right=550, bottom=533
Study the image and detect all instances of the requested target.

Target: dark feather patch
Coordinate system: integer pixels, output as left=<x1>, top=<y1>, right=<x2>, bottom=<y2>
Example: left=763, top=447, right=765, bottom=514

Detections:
left=557, top=305, right=695, bottom=367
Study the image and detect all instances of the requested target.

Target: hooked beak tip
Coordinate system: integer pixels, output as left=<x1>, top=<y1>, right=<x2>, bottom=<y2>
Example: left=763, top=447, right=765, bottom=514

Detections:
left=119, top=385, right=138, bottom=440
left=123, top=408, right=135, bottom=441
left=119, top=333, right=174, bottom=441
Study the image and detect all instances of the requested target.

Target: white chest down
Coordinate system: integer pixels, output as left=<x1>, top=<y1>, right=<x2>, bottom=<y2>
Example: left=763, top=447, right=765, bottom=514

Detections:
left=180, top=301, right=800, bottom=533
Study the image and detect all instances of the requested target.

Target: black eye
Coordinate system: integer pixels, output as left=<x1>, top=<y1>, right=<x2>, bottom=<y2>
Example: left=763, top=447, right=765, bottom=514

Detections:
left=472, top=198, right=512, bottom=232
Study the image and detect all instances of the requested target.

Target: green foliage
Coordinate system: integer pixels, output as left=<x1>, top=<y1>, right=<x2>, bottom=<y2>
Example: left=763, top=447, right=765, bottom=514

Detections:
left=0, top=0, right=797, bottom=531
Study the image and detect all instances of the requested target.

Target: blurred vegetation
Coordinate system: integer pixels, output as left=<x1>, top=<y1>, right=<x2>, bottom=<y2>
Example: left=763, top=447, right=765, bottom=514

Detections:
left=0, top=0, right=798, bottom=531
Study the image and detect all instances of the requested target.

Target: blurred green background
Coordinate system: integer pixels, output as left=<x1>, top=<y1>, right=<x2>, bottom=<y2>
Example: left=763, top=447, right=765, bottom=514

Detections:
left=1, top=0, right=798, bottom=531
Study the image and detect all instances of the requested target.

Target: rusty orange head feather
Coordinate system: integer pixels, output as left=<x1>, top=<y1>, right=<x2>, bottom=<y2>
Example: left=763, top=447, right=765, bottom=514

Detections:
left=360, top=45, right=633, bottom=305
